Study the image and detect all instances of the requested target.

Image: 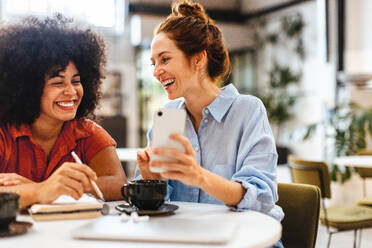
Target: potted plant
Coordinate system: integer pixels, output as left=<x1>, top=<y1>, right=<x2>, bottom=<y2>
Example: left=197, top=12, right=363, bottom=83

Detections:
left=301, top=103, right=372, bottom=206
left=303, top=102, right=372, bottom=182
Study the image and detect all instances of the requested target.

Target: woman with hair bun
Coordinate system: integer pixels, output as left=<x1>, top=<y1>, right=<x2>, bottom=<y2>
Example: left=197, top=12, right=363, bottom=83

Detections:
left=0, top=14, right=127, bottom=208
left=137, top=2, right=283, bottom=244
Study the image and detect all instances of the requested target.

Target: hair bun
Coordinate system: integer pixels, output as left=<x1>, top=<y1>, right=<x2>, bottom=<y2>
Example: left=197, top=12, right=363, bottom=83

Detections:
left=172, top=0, right=209, bottom=23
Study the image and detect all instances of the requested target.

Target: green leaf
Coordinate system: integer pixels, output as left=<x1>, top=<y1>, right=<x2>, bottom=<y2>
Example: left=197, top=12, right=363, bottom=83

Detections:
left=302, top=124, right=317, bottom=140
left=266, top=33, right=278, bottom=44
left=331, top=165, right=339, bottom=182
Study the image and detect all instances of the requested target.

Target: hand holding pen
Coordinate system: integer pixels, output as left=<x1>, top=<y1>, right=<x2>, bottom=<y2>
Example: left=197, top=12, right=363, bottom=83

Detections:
left=71, top=151, right=105, bottom=201
left=34, top=155, right=100, bottom=204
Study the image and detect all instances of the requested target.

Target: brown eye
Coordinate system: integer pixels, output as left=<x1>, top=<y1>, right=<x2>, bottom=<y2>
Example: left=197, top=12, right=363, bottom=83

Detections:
left=161, top=57, right=170, bottom=63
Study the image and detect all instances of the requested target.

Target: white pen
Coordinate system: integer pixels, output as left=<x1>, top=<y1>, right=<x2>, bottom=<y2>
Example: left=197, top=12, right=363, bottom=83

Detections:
left=71, top=151, right=105, bottom=201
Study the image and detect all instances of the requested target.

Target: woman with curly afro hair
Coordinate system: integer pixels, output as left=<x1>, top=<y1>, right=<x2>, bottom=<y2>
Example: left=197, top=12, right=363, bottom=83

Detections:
left=0, top=14, right=127, bottom=208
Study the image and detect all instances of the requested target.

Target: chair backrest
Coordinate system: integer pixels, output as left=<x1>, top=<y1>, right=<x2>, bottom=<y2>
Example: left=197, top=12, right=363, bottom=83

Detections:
left=357, top=150, right=372, bottom=155
left=98, top=115, right=127, bottom=147
left=287, top=155, right=331, bottom=199
left=277, top=183, right=321, bottom=248
left=356, top=150, right=372, bottom=178
left=357, top=167, right=372, bottom=178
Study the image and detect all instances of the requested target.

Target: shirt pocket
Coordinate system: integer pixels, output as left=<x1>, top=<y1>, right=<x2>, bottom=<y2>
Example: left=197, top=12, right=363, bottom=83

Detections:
left=210, top=164, right=235, bottom=180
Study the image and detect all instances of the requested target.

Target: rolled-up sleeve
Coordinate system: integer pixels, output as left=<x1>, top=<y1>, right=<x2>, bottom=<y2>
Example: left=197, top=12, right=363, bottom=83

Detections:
left=232, top=153, right=278, bottom=213
left=229, top=101, right=280, bottom=217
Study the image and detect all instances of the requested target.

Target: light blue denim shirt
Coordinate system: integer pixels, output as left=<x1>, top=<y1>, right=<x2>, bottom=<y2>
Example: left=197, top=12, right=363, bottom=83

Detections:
left=140, top=83, right=284, bottom=222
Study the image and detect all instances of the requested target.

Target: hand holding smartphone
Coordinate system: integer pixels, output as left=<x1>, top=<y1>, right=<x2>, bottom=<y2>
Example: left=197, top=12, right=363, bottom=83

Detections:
left=150, top=108, right=186, bottom=173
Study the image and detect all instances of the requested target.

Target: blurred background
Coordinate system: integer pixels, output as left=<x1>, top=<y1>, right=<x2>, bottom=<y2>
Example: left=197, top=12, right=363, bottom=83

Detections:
left=3, top=1, right=372, bottom=245
left=1, top=0, right=372, bottom=173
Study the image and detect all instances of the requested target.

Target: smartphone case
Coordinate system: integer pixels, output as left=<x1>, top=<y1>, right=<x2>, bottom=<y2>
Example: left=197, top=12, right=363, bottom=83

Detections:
left=150, top=108, right=186, bottom=173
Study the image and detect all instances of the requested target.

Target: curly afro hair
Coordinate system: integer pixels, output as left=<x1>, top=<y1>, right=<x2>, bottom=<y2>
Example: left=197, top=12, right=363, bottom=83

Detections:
left=0, top=13, right=107, bottom=126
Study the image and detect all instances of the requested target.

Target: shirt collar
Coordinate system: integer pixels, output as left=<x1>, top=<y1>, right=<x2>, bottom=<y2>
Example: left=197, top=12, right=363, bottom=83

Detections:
left=9, top=120, right=91, bottom=146
left=175, top=84, right=239, bottom=123
left=207, top=84, right=239, bottom=122
left=9, top=124, right=32, bottom=139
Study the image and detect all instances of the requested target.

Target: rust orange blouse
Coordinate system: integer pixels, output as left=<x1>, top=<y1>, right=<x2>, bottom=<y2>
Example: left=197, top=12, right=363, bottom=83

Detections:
left=0, top=119, right=116, bottom=182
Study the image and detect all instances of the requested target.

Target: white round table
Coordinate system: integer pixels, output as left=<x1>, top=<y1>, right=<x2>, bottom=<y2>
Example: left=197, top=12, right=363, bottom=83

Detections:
left=334, top=156, right=372, bottom=168
left=2, top=202, right=281, bottom=248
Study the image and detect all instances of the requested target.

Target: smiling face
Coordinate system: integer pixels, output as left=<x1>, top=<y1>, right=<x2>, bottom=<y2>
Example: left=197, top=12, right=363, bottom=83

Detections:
left=38, top=61, right=83, bottom=125
left=150, top=32, right=198, bottom=100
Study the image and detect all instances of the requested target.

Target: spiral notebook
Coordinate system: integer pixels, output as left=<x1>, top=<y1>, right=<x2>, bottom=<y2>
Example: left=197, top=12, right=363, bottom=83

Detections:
left=29, top=194, right=103, bottom=221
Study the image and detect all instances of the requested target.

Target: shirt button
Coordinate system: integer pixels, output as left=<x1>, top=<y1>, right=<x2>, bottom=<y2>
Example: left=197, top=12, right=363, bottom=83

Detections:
left=205, top=109, right=209, bottom=114
left=195, top=146, right=199, bottom=152
left=204, top=119, right=208, bottom=123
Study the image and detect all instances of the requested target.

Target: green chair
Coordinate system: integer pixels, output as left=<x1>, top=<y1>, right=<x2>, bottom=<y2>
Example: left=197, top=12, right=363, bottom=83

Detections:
left=277, top=183, right=321, bottom=248
left=355, top=150, right=372, bottom=197
left=288, top=155, right=372, bottom=248
left=356, top=167, right=372, bottom=197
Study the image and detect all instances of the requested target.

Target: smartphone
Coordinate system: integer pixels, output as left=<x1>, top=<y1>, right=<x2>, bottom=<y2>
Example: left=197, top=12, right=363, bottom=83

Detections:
left=150, top=108, right=186, bottom=173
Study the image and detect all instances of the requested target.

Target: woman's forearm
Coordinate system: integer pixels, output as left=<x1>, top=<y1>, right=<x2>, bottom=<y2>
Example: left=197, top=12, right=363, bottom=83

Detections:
left=0, top=174, right=126, bottom=209
left=199, top=169, right=246, bottom=206
left=95, top=175, right=127, bottom=201
left=0, top=183, right=40, bottom=209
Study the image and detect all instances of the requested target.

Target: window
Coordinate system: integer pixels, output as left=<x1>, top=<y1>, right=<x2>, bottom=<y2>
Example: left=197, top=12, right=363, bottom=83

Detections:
left=229, top=49, right=257, bottom=94
left=1, top=0, right=125, bottom=33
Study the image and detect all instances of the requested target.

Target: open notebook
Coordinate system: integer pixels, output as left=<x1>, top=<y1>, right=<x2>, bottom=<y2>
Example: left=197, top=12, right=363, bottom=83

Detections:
left=29, top=194, right=103, bottom=221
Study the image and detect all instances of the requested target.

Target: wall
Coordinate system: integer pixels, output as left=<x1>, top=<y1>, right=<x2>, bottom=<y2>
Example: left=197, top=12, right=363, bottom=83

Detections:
left=345, top=0, right=372, bottom=110
left=289, top=1, right=335, bottom=160
left=345, top=0, right=372, bottom=73
left=245, top=1, right=335, bottom=160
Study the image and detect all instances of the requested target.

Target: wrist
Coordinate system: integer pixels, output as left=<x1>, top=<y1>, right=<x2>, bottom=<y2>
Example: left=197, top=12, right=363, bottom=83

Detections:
left=18, top=182, right=40, bottom=209
left=32, top=182, right=42, bottom=203
left=197, top=167, right=209, bottom=190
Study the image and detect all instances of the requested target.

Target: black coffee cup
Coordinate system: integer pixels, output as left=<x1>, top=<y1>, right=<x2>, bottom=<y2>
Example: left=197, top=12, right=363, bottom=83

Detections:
left=121, top=180, right=167, bottom=210
left=0, top=193, right=19, bottom=230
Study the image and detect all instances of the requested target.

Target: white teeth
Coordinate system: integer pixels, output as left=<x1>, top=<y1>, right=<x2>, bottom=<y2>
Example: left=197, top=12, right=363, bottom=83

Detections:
left=161, top=79, right=175, bottom=87
left=57, top=102, right=74, bottom=107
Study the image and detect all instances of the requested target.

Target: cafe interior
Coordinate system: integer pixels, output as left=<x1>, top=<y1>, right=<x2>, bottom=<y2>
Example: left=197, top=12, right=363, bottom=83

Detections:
left=2, top=0, right=372, bottom=247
